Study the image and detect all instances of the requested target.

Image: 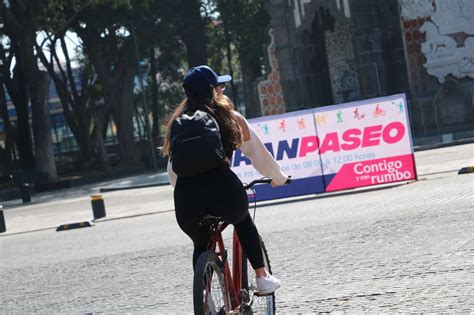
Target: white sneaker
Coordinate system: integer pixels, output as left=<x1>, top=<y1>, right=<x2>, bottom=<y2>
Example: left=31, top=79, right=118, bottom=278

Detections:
left=256, top=274, right=281, bottom=295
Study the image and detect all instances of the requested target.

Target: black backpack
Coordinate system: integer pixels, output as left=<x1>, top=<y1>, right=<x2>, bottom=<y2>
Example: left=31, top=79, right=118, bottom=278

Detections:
left=170, top=110, right=226, bottom=177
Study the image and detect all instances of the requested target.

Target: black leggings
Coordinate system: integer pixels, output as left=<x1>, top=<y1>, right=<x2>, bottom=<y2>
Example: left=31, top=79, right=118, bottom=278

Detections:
left=174, top=164, right=264, bottom=270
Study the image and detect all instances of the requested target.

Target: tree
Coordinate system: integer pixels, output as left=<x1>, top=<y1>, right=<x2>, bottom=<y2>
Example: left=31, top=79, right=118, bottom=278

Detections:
left=3, top=0, right=253, bottom=176
left=64, top=2, right=145, bottom=166
left=213, top=0, right=270, bottom=117
left=204, top=8, right=239, bottom=105
left=31, top=0, right=190, bottom=169
left=81, top=27, right=139, bottom=165
left=1, top=0, right=57, bottom=181
left=1, top=19, right=35, bottom=172
left=0, top=51, right=16, bottom=175
left=131, top=0, right=192, bottom=141
left=148, top=17, right=187, bottom=141
left=68, top=0, right=191, bottom=167
left=176, top=0, right=208, bottom=67
left=36, top=33, right=97, bottom=166
left=0, top=17, right=17, bottom=175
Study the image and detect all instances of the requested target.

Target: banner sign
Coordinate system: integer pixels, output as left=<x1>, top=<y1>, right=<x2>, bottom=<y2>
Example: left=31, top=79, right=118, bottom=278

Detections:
left=231, top=94, right=417, bottom=201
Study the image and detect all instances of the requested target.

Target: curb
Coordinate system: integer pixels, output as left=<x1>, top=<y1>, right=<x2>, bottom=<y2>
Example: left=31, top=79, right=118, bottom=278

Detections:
left=99, top=181, right=169, bottom=192
left=413, top=138, right=474, bottom=152
left=0, top=209, right=175, bottom=237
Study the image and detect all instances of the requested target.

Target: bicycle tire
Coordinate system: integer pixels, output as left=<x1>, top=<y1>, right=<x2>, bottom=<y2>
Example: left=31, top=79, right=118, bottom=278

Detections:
left=193, top=251, right=230, bottom=315
left=241, top=236, right=276, bottom=314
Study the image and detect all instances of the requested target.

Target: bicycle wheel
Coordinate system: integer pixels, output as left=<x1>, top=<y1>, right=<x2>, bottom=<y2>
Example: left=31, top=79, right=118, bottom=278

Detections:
left=193, top=251, right=230, bottom=315
left=241, top=237, right=276, bottom=314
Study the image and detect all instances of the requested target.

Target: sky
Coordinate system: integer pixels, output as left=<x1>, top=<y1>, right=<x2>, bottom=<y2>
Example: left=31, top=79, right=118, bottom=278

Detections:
left=36, top=31, right=82, bottom=68
left=1, top=31, right=81, bottom=74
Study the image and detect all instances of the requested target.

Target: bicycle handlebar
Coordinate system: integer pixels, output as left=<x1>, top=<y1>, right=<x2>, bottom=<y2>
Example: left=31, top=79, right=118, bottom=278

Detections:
left=244, top=176, right=292, bottom=190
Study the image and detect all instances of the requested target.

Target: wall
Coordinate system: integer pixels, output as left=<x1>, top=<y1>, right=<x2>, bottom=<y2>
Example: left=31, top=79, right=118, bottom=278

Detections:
left=264, top=0, right=474, bottom=145
left=400, top=0, right=474, bottom=142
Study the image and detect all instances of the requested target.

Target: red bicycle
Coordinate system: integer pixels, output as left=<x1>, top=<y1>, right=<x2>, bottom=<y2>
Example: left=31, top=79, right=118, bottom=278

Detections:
left=193, top=177, right=289, bottom=314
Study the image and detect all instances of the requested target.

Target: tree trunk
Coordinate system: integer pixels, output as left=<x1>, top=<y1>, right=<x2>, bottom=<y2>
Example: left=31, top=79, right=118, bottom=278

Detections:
left=19, top=26, right=57, bottom=181
left=31, top=71, right=57, bottom=181
left=0, top=82, right=15, bottom=174
left=240, top=58, right=262, bottom=118
left=150, top=47, right=160, bottom=140
left=75, top=104, right=92, bottom=163
left=91, top=103, right=109, bottom=170
left=80, top=27, right=140, bottom=167
left=9, top=64, right=35, bottom=170
left=179, top=0, right=208, bottom=67
left=0, top=83, right=10, bottom=139
left=223, top=21, right=238, bottom=106
left=36, top=40, right=93, bottom=164
left=113, top=65, right=139, bottom=165
left=2, top=0, right=57, bottom=180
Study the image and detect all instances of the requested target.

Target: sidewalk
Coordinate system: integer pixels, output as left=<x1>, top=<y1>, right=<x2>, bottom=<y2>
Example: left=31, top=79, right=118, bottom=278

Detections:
left=1, top=143, right=473, bottom=236
left=0, top=171, right=175, bottom=235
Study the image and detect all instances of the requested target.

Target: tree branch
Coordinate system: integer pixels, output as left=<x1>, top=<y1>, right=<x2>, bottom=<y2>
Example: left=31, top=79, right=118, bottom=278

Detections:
left=1, top=5, right=21, bottom=38
left=60, top=36, right=80, bottom=101
left=50, top=2, right=91, bottom=39
left=35, top=40, right=79, bottom=134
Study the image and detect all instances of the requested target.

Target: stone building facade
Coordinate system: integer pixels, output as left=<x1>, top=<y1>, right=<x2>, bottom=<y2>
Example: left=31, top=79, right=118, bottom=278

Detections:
left=262, top=0, right=474, bottom=144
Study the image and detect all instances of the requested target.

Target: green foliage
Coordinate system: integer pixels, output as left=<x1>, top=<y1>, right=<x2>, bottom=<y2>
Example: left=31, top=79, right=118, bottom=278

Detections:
left=2, top=0, right=273, bottom=169
left=205, top=19, right=228, bottom=76
left=213, top=0, right=270, bottom=66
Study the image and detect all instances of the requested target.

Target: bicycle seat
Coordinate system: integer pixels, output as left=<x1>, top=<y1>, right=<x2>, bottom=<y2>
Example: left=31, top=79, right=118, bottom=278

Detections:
left=199, top=214, right=224, bottom=227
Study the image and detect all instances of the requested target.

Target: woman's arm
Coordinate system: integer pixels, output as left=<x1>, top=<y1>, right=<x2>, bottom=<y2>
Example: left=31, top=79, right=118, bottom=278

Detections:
left=234, top=111, right=288, bottom=186
left=167, top=158, right=177, bottom=187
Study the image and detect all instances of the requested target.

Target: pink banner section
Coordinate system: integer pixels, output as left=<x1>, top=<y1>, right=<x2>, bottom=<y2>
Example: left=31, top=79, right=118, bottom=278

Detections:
left=326, top=154, right=416, bottom=191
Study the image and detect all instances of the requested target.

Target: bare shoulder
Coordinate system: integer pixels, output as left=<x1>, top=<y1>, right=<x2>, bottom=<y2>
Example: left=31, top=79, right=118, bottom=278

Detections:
left=233, top=111, right=250, bottom=142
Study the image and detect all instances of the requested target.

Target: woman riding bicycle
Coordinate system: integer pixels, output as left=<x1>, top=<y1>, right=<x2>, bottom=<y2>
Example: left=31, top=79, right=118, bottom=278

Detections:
left=162, top=65, right=289, bottom=295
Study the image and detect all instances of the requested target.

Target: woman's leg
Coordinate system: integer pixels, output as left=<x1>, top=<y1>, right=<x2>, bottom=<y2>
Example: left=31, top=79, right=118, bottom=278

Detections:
left=192, top=238, right=209, bottom=270
left=175, top=213, right=209, bottom=269
left=174, top=180, right=209, bottom=270
left=234, top=213, right=265, bottom=270
left=209, top=167, right=267, bottom=272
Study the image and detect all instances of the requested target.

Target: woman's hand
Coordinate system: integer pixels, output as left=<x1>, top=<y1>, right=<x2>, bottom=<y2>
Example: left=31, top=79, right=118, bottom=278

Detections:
left=271, top=175, right=291, bottom=187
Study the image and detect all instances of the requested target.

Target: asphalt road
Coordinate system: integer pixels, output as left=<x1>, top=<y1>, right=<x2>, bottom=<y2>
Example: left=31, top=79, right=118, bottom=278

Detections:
left=0, top=144, right=473, bottom=313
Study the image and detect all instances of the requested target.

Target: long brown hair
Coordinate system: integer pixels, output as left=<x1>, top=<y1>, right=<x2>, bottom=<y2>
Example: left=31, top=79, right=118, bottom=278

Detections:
left=161, top=89, right=243, bottom=156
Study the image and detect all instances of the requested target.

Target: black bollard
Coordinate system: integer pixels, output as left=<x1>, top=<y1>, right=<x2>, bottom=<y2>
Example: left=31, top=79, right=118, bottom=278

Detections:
left=91, top=195, right=106, bottom=220
left=20, top=183, right=31, bottom=203
left=0, top=206, right=5, bottom=233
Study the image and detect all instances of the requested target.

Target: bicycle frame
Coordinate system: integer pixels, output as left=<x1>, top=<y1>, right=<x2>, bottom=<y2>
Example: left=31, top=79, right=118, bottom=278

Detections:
left=208, top=221, right=243, bottom=310
left=202, top=177, right=289, bottom=312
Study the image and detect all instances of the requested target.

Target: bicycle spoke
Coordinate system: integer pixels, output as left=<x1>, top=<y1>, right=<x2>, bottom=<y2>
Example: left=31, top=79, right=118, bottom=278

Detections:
left=201, top=261, right=227, bottom=314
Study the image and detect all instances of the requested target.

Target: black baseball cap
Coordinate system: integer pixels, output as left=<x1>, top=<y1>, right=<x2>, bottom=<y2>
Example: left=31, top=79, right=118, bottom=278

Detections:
left=182, top=65, right=232, bottom=97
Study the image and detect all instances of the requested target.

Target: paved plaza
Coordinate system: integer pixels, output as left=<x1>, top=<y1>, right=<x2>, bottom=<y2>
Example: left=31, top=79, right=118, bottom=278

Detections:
left=0, top=144, right=473, bottom=313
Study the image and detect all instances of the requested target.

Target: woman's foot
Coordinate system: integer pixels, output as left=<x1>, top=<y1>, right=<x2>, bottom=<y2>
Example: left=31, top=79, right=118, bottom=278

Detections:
left=256, top=274, right=281, bottom=295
